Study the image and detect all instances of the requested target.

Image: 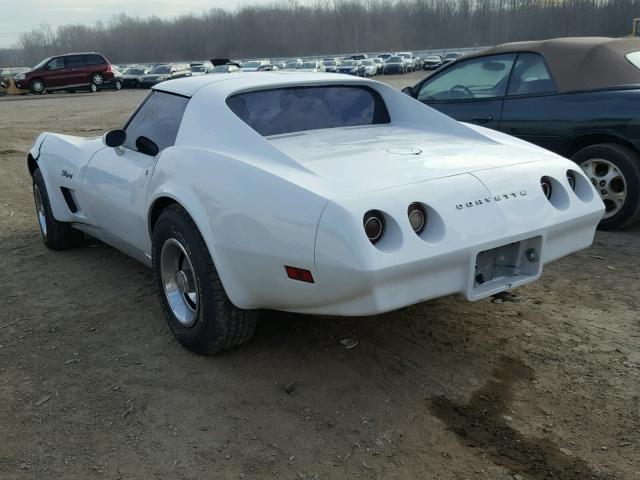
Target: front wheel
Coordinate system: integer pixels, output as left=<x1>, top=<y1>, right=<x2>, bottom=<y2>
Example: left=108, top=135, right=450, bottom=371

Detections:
left=30, top=79, right=45, bottom=94
left=573, top=143, right=640, bottom=230
left=152, top=204, right=257, bottom=354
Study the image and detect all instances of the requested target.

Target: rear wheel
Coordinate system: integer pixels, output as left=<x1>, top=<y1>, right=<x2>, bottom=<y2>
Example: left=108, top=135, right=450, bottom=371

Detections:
left=152, top=204, right=257, bottom=354
left=32, top=169, right=83, bottom=250
left=573, top=143, right=640, bottom=230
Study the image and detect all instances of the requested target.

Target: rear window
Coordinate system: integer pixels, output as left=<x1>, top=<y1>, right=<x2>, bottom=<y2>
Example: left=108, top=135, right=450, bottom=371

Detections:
left=226, top=86, right=390, bottom=137
left=626, top=52, right=640, bottom=69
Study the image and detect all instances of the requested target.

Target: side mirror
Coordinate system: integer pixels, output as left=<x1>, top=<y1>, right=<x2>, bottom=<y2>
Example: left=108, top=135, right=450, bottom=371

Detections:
left=136, top=136, right=159, bottom=156
left=401, top=86, right=414, bottom=97
left=103, top=129, right=127, bottom=148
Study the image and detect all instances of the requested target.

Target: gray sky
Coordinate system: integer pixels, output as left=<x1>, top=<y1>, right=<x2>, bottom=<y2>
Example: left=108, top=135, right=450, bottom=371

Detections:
left=1, top=0, right=276, bottom=47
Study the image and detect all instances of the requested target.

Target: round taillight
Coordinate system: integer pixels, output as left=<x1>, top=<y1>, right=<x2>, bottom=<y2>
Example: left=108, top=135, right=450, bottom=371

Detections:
left=566, top=170, right=576, bottom=191
left=363, top=210, right=385, bottom=244
left=540, top=177, right=553, bottom=200
left=407, top=202, right=426, bottom=235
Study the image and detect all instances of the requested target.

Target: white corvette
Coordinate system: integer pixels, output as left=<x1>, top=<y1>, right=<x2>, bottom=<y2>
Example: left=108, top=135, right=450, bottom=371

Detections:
left=28, top=73, right=604, bottom=354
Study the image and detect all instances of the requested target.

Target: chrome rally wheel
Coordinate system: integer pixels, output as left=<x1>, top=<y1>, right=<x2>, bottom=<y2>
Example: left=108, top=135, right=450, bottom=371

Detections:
left=33, top=183, right=47, bottom=239
left=160, top=238, right=199, bottom=328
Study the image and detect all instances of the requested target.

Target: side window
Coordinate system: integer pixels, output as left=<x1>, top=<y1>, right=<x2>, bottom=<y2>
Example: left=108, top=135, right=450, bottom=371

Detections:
left=507, top=53, right=557, bottom=96
left=47, top=57, right=64, bottom=70
left=87, top=54, right=105, bottom=65
left=417, top=54, right=516, bottom=102
left=65, top=55, right=86, bottom=68
left=124, top=92, right=189, bottom=154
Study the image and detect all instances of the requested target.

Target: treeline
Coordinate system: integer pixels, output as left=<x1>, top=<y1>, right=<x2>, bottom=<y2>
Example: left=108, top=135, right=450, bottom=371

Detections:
left=2, top=0, right=640, bottom=66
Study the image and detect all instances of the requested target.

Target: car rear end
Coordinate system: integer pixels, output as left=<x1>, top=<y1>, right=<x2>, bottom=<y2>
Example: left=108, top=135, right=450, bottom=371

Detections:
left=309, top=160, right=603, bottom=316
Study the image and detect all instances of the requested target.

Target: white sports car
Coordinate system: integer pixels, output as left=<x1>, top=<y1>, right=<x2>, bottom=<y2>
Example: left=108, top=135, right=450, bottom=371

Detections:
left=28, top=73, right=604, bottom=354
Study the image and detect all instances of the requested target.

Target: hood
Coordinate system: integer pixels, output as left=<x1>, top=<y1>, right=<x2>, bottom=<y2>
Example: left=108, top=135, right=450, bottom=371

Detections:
left=268, top=125, right=555, bottom=199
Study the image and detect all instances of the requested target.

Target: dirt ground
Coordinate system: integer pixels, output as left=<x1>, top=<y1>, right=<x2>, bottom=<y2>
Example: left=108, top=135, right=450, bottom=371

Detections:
left=1, top=72, right=639, bottom=480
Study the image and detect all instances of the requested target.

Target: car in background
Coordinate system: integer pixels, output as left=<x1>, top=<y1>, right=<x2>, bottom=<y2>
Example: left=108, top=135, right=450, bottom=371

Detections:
left=379, top=53, right=393, bottom=62
left=257, top=64, right=279, bottom=71
left=322, top=58, right=338, bottom=72
left=241, top=60, right=271, bottom=72
left=190, top=64, right=211, bottom=76
left=442, top=52, right=463, bottom=65
left=337, top=59, right=364, bottom=76
left=397, top=52, right=415, bottom=71
left=211, top=64, right=240, bottom=74
left=15, top=52, right=115, bottom=94
left=361, top=59, right=376, bottom=76
left=403, top=37, right=640, bottom=230
left=299, top=61, right=326, bottom=73
left=283, top=61, right=300, bottom=70
left=349, top=54, right=367, bottom=61
left=372, top=58, right=384, bottom=74
left=121, top=67, right=149, bottom=88
left=423, top=55, right=443, bottom=70
left=139, top=64, right=190, bottom=88
left=383, top=56, right=407, bottom=74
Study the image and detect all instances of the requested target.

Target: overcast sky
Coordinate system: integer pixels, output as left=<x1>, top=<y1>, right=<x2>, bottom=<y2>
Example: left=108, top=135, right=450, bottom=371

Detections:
left=1, top=0, right=276, bottom=47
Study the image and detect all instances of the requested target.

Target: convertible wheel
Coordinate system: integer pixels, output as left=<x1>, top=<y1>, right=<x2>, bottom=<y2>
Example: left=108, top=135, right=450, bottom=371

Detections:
left=573, top=143, right=640, bottom=230
left=32, top=169, right=83, bottom=250
left=152, top=204, right=257, bottom=354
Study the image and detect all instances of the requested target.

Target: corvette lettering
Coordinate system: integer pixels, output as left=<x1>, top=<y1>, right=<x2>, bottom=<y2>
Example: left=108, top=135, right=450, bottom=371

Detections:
left=456, top=190, right=527, bottom=210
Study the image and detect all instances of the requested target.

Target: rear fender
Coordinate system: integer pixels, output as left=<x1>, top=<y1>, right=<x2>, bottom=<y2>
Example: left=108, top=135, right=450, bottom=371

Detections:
left=147, top=146, right=328, bottom=309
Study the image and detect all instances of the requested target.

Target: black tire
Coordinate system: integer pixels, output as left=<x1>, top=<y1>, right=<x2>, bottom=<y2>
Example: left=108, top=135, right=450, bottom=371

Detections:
left=114, top=80, right=122, bottom=90
left=30, top=79, right=45, bottom=95
left=32, top=169, right=83, bottom=250
left=572, top=143, right=640, bottom=230
left=152, top=204, right=257, bottom=354
left=91, top=72, right=104, bottom=86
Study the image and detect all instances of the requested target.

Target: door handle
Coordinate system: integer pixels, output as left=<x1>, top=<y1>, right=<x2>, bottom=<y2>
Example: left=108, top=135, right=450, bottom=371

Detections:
left=472, top=116, right=493, bottom=124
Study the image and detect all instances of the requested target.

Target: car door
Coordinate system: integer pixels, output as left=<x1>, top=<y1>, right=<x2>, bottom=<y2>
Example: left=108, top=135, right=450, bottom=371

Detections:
left=80, top=91, right=189, bottom=254
left=63, top=55, right=88, bottom=86
left=499, top=52, right=564, bottom=153
left=43, top=57, right=67, bottom=87
left=412, top=53, right=517, bottom=129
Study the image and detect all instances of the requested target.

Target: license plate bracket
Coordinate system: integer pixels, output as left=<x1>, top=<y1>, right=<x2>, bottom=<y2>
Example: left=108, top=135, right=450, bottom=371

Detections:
left=472, top=236, right=543, bottom=298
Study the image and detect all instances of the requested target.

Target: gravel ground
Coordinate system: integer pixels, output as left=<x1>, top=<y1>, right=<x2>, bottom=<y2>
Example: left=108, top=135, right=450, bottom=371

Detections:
left=1, top=72, right=639, bottom=480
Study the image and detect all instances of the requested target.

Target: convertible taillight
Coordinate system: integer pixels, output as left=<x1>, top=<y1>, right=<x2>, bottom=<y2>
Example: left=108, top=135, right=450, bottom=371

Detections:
left=363, top=210, right=385, bottom=244
left=407, top=202, right=427, bottom=235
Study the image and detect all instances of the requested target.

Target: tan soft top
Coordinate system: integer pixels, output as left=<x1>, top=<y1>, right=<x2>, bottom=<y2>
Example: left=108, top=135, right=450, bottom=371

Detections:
left=463, top=37, right=640, bottom=93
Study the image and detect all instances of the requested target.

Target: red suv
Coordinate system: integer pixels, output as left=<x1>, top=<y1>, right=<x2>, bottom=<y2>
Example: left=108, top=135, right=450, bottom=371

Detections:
left=15, top=52, right=115, bottom=94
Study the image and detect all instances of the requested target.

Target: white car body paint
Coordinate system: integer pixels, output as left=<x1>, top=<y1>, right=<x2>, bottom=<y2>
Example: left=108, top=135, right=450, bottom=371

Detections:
left=29, top=72, right=604, bottom=315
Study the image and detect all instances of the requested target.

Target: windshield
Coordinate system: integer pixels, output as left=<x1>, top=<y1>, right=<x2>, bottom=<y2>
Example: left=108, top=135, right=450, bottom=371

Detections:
left=227, top=86, right=390, bottom=137
left=445, top=53, right=459, bottom=59
left=362, top=60, right=373, bottom=66
left=243, top=61, right=262, bottom=68
left=342, top=60, right=356, bottom=67
left=285, top=63, right=299, bottom=69
left=300, top=62, right=316, bottom=69
left=191, top=66, right=206, bottom=72
left=124, top=68, right=144, bottom=75
left=626, top=51, right=640, bottom=69
left=426, top=56, right=441, bottom=61
left=150, top=66, right=171, bottom=74
left=212, top=65, right=229, bottom=72
left=387, top=57, right=402, bottom=63
left=322, top=60, right=336, bottom=66
left=32, top=57, right=52, bottom=70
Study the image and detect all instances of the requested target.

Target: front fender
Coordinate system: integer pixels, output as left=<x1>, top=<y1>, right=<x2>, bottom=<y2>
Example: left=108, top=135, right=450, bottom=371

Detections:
left=146, top=146, right=328, bottom=309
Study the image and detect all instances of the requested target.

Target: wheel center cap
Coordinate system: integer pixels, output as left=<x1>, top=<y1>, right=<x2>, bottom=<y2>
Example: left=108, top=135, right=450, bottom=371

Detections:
left=175, top=270, right=191, bottom=293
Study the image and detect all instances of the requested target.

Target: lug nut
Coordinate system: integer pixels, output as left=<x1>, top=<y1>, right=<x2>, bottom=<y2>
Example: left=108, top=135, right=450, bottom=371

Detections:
left=526, top=248, right=538, bottom=263
left=591, top=178, right=597, bottom=185
left=601, top=189, right=608, bottom=195
left=599, top=180, right=606, bottom=187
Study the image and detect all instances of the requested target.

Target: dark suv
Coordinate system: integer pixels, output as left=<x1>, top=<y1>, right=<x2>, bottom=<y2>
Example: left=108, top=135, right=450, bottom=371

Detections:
left=15, top=52, right=115, bottom=94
